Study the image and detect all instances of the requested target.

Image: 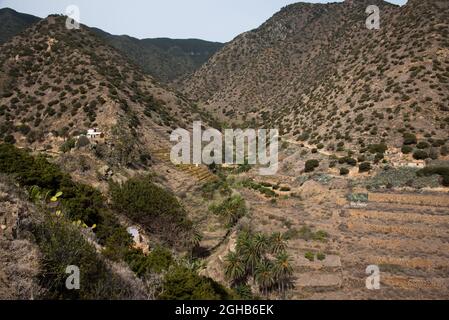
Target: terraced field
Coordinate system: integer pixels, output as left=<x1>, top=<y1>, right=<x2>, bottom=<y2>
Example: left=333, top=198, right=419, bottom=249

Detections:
left=145, top=127, right=225, bottom=254
left=147, top=127, right=449, bottom=299
left=336, top=192, right=449, bottom=299
left=239, top=179, right=449, bottom=299
left=151, top=148, right=217, bottom=183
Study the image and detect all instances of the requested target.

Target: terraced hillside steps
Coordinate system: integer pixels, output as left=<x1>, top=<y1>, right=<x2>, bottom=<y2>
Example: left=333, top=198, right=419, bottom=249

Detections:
left=337, top=191, right=449, bottom=298
left=151, top=148, right=217, bottom=183
left=243, top=184, right=449, bottom=299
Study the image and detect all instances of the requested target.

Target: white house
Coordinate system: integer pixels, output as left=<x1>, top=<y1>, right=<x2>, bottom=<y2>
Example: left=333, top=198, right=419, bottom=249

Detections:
left=86, top=128, right=102, bottom=139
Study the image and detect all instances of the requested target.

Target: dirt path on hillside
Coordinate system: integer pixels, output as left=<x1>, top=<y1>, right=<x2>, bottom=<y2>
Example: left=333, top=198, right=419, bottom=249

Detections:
left=284, top=139, right=333, bottom=157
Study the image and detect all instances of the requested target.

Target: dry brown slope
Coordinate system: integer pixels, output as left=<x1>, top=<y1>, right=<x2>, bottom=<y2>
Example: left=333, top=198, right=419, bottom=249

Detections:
left=181, top=0, right=449, bottom=152
left=0, top=15, right=213, bottom=167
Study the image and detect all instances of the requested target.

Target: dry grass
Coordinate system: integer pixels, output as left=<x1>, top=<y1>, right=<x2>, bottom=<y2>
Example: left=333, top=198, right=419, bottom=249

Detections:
left=368, top=193, right=449, bottom=207
left=348, top=209, right=449, bottom=224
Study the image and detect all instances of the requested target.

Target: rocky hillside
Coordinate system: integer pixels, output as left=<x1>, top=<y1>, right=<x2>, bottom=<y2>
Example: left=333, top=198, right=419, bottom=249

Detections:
left=0, top=14, right=213, bottom=168
left=0, top=8, right=40, bottom=44
left=0, top=8, right=223, bottom=83
left=181, top=0, right=449, bottom=154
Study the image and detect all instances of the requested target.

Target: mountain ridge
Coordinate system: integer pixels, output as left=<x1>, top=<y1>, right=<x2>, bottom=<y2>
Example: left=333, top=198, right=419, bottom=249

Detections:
left=181, top=0, right=449, bottom=157
left=0, top=7, right=223, bottom=83
left=0, top=7, right=40, bottom=44
left=0, top=14, right=209, bottom=169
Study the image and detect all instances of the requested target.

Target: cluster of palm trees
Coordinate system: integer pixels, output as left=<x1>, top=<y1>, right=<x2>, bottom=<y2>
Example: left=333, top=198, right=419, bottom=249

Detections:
left=210, top=195, right=247, bottom=228
left=224, top=230, right=293, bottom=299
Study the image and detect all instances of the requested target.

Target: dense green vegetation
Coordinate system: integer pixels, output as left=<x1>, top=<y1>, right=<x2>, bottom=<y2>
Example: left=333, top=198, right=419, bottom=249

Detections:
left=0, top=143, right=112, bottom=229
left=109, top=175, right=193, bottom=247
left=160, top=265, right=232, bottom=300
left=125, top=246, right=173, bottom=276
left=0, top=143, right=230, bottom=300
left=34, top=213, right=138, bottom=299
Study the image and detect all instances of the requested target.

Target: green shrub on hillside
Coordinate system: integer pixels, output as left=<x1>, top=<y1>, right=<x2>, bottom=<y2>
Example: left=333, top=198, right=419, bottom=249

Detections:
left=33, top=214, right=137, bottom=300
left=403, top=133, right=417, bottom=145
left=416, top=141, right=430, bottom=149
left=159, top=265, right=232, bottom=300
left=417, top=167, right=449, bottom=187
left=401, top=145, right=413, bottom=154
left=305, top=160, right=320, bottom=173
left=441, top=146, right=449, bottom=156
left=368, top=167, right=441, bottom=189
left=368, top=143, right=388, bottom=154
left=110, top=175, right=192, bottom=245
left=110, top=175, right=185, bottom=221
left=359, top=162, right=372, bottom=173
left=210, top=195, right=247, bottom=228
left=201, top=178, right=231, bottom=200
left=413, top=150, right=428, bottom=160
left=125, top=246, right=173, bottom=277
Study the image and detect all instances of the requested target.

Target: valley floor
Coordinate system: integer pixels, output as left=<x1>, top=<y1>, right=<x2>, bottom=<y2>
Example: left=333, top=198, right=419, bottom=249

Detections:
left=159, top=141, right=449, bottom=300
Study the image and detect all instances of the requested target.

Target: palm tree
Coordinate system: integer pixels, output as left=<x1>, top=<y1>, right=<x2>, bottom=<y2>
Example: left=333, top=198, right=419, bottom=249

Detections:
left=254, top=233, right=269, bottom=257
left=273, top=251, right=293, bottom=298
left=236, top=229, right=252, bottom=251
left=189, top=227, right=203, bottom=249
left=269, top=232, right=287, bottom=254
left=255, top=259, right=275, bottom=298
left=240, top=236, right=260, bottom=277
left=224, top=251, right=246, bottom=285
left=235, top=284, right=253, bottom=300
left=216, top=195, right=246, bottom=227
left=188, top=227, right=203, bottom=258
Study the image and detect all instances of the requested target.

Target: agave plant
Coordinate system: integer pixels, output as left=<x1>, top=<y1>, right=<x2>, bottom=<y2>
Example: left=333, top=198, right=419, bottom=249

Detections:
left=29, top=185, right=42, bottom=202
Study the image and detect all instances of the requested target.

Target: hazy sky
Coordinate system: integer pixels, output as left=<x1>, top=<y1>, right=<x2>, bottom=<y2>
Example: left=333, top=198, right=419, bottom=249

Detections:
left=0, top=0, right=407, bottom=42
